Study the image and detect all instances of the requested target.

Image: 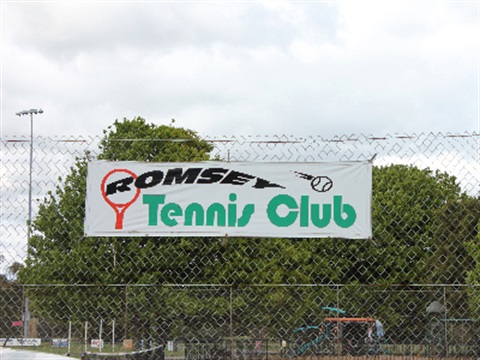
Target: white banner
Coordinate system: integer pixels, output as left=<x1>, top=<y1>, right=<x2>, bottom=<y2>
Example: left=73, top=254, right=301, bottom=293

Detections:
left=85, top=161, right=372, bottom=238
left=0, top=338, right=41, bottom=347
left=51, top=338, right=69, bottom=347
left=91, top=339, right=104, bottom=348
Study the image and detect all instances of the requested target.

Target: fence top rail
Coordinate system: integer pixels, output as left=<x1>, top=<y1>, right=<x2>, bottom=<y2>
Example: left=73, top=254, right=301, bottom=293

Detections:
left=323, top=317, right=375, bottom=322
left=8, top=283, right=480, bottom=288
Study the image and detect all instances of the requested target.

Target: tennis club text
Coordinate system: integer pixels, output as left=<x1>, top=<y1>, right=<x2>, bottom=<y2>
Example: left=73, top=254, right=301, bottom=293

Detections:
left=142, top=193, right=356, bottom=229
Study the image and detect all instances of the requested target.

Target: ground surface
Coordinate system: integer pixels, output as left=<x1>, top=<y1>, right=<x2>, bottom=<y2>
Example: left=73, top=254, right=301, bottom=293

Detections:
left=0, top=348, right=75, bottom=359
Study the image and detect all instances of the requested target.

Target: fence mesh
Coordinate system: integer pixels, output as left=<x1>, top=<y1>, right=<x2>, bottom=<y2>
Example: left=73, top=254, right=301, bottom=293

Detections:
left=1, top=130, right=480, bottom=359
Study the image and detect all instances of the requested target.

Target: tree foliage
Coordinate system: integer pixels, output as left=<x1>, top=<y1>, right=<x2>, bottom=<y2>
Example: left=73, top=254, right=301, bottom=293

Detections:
left=17, top=118, right=478, bottom=342
left=19, top=117, right=215, bottom=336
left=466, top=211, right=480, bottom=319
left=98, top=117, right=213, bottom=162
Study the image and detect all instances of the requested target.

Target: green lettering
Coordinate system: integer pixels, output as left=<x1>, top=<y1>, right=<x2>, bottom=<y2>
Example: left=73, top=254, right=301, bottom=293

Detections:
left=184, top=203, right=204, bottom=226
left=161, top=202, right=182, bottom=227
left=333, top=195, right=356, bottom=228
left=267, top=194, right=298, bottom=227
left=300, top=195, right=309, bottom=227
left=237, top=204, right=255, bottom=227
left=311, top=203, right=331, bottom=228
left=228, top=193, right=237, bottom=226
left=206, top=203, right=226, bottom=226
left=143, top=193, right=258, bottom=229
left=143, top=194, right=165, bottom=226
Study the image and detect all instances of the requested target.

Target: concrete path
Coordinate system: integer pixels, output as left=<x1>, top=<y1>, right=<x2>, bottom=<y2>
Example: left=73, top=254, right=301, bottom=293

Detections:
left=0, top=348, right=76, bottom=360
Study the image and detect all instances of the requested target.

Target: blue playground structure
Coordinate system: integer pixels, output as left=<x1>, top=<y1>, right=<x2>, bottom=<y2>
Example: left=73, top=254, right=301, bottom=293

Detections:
left=291, top=307, right=387, bottom=356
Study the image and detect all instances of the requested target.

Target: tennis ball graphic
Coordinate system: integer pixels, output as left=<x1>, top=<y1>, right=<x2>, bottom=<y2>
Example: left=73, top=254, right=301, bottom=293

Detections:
left=311, top=176, right=333, bottom=192
left=294, top=171, right=333, bottom=193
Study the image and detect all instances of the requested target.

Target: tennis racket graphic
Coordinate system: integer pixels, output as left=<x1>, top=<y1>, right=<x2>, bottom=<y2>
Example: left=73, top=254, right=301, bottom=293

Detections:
left=101, top=169, right=141, bottom=230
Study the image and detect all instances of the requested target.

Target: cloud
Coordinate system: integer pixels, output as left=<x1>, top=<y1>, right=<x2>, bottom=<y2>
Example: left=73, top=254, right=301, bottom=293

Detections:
left=4, top=2, right=305, bottom=58
left=1, top=1, right=478, bottom=138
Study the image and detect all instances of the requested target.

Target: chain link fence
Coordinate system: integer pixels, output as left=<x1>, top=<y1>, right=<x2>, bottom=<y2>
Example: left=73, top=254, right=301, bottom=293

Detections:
left=1, top=130, right=480, bottom=359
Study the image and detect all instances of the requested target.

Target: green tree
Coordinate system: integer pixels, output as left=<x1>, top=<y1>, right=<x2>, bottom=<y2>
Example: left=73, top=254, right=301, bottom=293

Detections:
left=0, top=254, right=6, bottom=284
left=98, top=117, right=213, bottom=162
left=19, top=123, right=474, bottom=344
left=22, top=117, right=213, bottom=284
left=18, top=117, right=214, bottom=340
left=370, top=165, right=461, bottom=283
left=0, top=255, right=24, bottom=338
left=361, top=165, right=463, bottom=342
left=426, top=196, right=479, bottom=285
left=466, top=218, right=480, bottom=319
left=6, top=262, right=24, bottom=282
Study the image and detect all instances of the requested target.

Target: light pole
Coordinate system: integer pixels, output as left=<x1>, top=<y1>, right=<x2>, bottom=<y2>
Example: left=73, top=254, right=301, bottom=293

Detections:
left=15, top=108, right=42, bottom=339
left=15, top=109, right=43, bottom=252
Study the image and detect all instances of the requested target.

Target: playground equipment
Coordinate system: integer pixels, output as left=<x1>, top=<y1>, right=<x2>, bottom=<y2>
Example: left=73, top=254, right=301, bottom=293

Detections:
left=424, top=300, right=479, bottom=357
left=425, top=317, right=478, bottom=357
left=291, top=307, right=387, bottom=356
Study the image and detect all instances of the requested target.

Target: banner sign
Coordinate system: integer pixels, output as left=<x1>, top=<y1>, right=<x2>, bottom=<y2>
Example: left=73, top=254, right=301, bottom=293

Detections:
left=85, top=161, right=372, bottom=238
left=91, top=339, right=104, bottom=348
left=51, top=338, right=69, bottom=347
left=0, top=338, right=41, bottom=347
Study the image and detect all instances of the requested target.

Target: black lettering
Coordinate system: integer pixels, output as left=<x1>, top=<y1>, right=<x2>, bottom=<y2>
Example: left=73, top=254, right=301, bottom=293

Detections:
left=107, top=168, right=286, bottom=191
left=163, top=168, right=202, bottom=185
left=106, top=177, right=134, bottom=195
left=197, top=168, right=229, bottom=184
left=253, top=177, right=285, bottom=189
left=135, top=171, right=164, bottom=189
left=220, top=170, right=255, bottom=185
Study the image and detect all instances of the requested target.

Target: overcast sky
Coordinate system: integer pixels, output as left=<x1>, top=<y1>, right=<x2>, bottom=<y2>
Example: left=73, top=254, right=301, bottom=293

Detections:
left=1, top=1, right=479, bottom=138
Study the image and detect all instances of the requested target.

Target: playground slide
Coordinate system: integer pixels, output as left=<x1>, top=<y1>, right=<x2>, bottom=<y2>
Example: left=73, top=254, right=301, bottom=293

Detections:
left=292, top=308, right=345, bottom=356
left=295, top=334, right=325, bottom=356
